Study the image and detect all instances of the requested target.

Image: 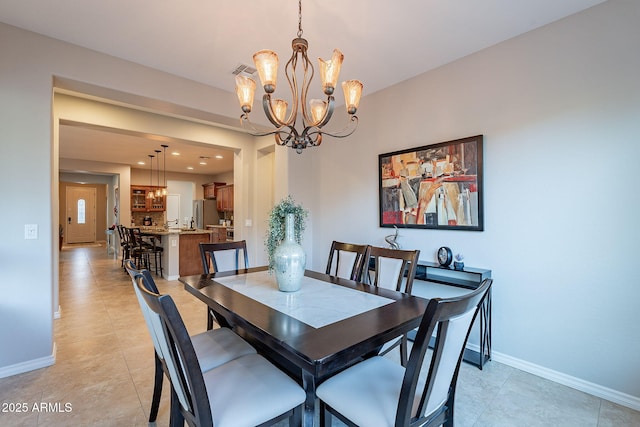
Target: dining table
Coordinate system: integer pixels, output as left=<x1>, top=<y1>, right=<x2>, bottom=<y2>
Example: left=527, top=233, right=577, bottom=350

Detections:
left=179, top=266, right=429, bottom=427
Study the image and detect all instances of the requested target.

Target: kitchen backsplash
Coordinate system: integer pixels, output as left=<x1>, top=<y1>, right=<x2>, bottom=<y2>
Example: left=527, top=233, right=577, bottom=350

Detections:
left=131, top=212, right=164, bottom=227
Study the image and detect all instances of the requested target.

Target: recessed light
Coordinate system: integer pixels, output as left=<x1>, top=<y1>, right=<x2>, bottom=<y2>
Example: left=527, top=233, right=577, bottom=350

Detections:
left=137, top=161, right=145, bottom=165
left=171, top=152, right=180, bottom=156
left=187, top=166, right=194, bottom=170
left=215, top=155, right=223, bottom=159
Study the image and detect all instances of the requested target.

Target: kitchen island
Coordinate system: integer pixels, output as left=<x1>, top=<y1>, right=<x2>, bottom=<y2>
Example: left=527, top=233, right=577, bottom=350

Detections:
left=139, top=228, right=216, bottom=280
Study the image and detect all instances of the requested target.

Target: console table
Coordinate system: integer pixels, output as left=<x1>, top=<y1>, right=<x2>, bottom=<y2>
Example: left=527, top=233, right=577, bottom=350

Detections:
left=414, top=260, right=492, bottom=369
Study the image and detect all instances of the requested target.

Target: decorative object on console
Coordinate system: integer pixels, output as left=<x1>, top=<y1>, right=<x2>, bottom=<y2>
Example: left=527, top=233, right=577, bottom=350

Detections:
left=384, top=225, right=400, bottom=249
left=454, top=253, right=465, bottom=270
left=378, top=135, right=484, bottom=231
left=234, top=0, right=363, bottom=153
left=437, top=246, right=453, bottom=267
left=266, top=196, right=308, bottom=292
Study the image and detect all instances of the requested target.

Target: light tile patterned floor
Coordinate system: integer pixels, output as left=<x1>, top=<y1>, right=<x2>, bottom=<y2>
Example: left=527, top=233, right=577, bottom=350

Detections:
left=1, top=244, right=638, bottom=426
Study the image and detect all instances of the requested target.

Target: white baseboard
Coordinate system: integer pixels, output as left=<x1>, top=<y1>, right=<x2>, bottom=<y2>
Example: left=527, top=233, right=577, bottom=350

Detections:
left=54, top=305, right=61, bottom=319
left=165, top=274, right=179, bottom=281
left=486, top=348, right=640, bottom=411
left=0, top=343, right=56, bottom=379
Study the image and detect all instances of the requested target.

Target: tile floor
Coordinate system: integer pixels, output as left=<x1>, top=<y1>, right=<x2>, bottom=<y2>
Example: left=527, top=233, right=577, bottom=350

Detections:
left=1, top=244, right=639, bottom=426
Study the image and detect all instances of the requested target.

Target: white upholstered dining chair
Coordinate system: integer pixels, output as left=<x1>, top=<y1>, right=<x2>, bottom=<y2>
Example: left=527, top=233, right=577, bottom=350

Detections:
left=199, top=240, right=250, bottom=329
left=365, top=246, right=420, bottom=366
left=134, top=272, right=306, bottom=426
left=124, top=260, right=256, bottom=423
left=316, top=278, right=493, bottom=427
left=325, top=240, right=370, bottom=282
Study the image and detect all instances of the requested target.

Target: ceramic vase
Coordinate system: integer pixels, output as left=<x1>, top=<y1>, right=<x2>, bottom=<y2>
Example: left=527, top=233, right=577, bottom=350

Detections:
left=274, top=213, right=306, bottom=292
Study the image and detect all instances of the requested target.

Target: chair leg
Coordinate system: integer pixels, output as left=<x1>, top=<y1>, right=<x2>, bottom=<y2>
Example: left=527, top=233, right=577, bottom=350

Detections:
left=169, top=387, right=184, bottom=427
left=155, top=252, right=163, bottom=276
left=206, top=310, right=214, bottom=330
left=400, top=335, right=408, bottom=367
left=149, top=353, right=164, bottom=423
left=319, top=402, right=332, bottom=427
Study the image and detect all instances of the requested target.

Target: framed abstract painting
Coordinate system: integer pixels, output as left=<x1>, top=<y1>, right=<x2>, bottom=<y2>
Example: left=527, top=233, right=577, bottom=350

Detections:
left=378, top=135, right=484, bottom=231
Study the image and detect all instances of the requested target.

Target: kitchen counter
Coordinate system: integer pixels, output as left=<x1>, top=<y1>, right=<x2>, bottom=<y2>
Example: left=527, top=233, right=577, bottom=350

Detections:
left=137, top=227, right=215, bottom=280
left=205, top=225, right=234, bottom=243
left=138, top=227, right=214, bottom=236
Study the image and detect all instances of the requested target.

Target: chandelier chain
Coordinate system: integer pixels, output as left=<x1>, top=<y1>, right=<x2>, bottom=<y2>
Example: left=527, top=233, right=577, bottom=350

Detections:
left=297, top=0, right=303, bottom=38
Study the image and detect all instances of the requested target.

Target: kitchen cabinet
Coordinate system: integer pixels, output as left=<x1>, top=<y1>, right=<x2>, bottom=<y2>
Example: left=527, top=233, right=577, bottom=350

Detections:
left=131, top=186, right=165, bottom=212
left=203, top=182, right=226, bottom=200
left=179, top=232, right=212, bottom=276
left=205, top=225, right=228, bottom=243
left=216, top=185, right=234, bottom=212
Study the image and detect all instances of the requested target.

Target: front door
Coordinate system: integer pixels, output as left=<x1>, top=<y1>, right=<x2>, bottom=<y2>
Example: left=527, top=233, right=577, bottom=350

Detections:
left=66, top=186, right=97, bottom=244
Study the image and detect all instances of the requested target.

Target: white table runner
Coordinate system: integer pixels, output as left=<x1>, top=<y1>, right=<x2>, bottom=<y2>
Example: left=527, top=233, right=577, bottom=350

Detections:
left=213, top=270, right=393, bottom=328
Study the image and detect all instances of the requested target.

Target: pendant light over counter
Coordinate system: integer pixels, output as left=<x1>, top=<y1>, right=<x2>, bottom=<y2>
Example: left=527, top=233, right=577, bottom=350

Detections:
left=147, top=154, right=155, bottom=199
left=161, top=144, right=168, bottom=196
left=154, top=150, right=162, bottom=197
left=146, top=145, right=169, bottom=199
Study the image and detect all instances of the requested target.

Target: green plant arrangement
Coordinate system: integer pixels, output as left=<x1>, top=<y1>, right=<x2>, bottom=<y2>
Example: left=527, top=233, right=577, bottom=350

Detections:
left=266, top=196, right=308, bottom=271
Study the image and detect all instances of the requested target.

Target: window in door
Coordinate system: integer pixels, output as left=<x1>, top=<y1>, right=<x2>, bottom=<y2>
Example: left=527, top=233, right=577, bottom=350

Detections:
left=77, top=199, right=86, bottom=224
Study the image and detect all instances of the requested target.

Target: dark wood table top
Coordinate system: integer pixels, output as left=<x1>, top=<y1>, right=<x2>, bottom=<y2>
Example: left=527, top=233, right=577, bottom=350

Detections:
left=180, top=267, right=429, bottom=379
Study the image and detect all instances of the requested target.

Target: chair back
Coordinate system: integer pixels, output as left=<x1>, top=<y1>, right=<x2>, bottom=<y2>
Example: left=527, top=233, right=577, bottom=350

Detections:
left=135, top=274, right=213, bottom=426
left=199, top=240, right=249, bottom=274
left=118, top=225, right=132, bottom=246
left=366, top=246, right=420, bottom=294
left=325, top=241, right=370, bottom=282
left=116, top=224, right=125, bottom=243
left=128, top=227, right=145, bottom=249
left=397, top=278, right=493, bottom=426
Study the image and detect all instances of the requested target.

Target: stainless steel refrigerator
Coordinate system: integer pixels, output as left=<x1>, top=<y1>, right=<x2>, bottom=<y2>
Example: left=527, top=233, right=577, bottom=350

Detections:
left=193, top=199, right=220, bottom=229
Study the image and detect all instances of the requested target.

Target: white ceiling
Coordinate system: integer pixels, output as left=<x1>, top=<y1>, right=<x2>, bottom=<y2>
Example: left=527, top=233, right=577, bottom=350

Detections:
left=1, top=0, right=606, bottom=176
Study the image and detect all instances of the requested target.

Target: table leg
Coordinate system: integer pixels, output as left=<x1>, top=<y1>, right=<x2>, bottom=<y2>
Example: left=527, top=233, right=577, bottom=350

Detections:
left=301, top=371, right=316, bottom=427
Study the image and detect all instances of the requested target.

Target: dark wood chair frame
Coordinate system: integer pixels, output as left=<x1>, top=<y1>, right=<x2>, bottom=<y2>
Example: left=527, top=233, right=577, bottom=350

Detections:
left=134, top=273, right=303, bottom=427
left=128, top=227, right=163, bottom=276
left=199, top=240, right=249, bottom=330
left=365, top=246, right=420, bottom=366
left=117, top=225, right=132, bottom=268
left=325, top=241, right=371, bottom=282
left=319, top=278, right=493, bottom=427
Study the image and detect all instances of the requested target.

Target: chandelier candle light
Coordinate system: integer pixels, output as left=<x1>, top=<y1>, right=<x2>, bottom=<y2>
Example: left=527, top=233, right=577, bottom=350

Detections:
left=235, top=0, right=363, bottom=153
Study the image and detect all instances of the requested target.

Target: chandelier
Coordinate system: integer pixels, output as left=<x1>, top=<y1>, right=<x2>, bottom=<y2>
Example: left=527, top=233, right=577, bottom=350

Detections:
left=234, top=0, right=363, bottom=154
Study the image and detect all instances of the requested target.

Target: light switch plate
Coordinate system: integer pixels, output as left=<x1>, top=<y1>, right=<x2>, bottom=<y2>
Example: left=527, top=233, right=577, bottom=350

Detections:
left=25, top=224, right=38, bottom=240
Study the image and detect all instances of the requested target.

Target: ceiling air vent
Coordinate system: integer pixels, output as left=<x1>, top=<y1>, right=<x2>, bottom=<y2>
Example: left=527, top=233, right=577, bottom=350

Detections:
left=232, top=64, right=257, bottom=76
